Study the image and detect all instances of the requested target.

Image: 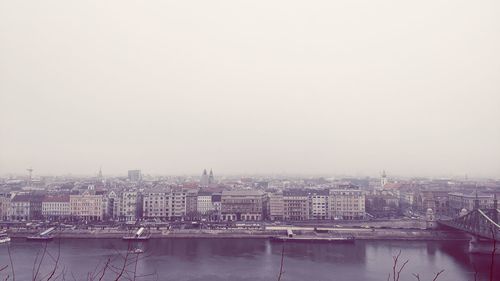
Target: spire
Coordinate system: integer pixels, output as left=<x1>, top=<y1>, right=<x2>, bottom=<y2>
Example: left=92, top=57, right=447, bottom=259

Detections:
left=208, top=169, right=214, bottom=184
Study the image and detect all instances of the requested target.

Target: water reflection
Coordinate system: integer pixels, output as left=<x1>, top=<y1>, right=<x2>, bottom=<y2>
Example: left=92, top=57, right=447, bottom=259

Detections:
left=0, top=239, right=498, bottom=281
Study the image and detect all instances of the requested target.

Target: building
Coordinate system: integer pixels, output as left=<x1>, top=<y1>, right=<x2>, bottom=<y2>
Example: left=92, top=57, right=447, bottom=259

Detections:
left=365, top=193, right=399, bottom=218
left=104, top=190, right=120, bottom=220
left=185, top=189, right=199, bottom=217
left=200, top=169, right=215, bottom=187
left=268, top=192, right=284, bottom=221
left=221, top=190, right=266, bottom=221
left=197, top=191, right=214, bottom=214
left=283, top=190, right=309, bottom=221
left=329, top=185, right=365, bottom=220
left=0, top=193, right=11, bottom=220
left=128, top=170, right=142, bottom=182
left=119, top=191, right=142, bottom=221
left=42, top=194, right=70, bottom=220
left=142, top=189, right=171, bottom=220
left=309, top=189, right=329, bottom=220
left=416, top=190, right=449, bottom=217
left=211, top=193, right=222, bottom=220
left=171, top=188, right=187, bottom=219
left=70, top=191, right=104, bottom=221
left=10, top=193, right=43, bottom=221
left=448, top=192, right=494, bottom=216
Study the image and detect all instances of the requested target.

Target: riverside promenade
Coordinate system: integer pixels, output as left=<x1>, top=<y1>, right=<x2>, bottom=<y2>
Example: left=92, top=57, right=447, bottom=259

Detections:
left=6, top=227, right=469, bottom=241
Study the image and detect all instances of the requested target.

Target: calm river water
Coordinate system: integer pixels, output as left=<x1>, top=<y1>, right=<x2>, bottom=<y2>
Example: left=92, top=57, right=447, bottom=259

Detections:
left=0, top=238, right=498, bottom=281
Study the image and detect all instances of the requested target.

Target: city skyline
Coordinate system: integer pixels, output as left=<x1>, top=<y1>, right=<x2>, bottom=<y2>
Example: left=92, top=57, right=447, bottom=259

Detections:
left=1, top=1, right=499, bottom=177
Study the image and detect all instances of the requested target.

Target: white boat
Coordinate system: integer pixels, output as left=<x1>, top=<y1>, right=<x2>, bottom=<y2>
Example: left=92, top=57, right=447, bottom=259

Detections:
left=0, top=232, right=11, bottom=244
left=131, top=248, right=144, bottom=254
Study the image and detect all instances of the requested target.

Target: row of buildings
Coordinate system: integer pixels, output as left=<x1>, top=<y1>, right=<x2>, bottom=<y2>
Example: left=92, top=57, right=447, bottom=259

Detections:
left=0, top=185, right=366, bottom=222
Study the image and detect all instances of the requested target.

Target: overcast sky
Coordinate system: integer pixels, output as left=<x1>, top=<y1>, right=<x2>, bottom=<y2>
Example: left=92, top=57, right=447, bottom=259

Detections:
left=1, top=1, right=499, bottom=178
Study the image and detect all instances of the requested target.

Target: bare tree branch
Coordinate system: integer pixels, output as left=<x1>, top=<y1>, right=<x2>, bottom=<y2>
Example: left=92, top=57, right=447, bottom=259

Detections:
left=432, top=269, right=445, bottom=281
left=489, top=226, right=496, bottom=281
left=277, top=243, right=285, bottom=281
left=7, top=245, right=15, bottom=281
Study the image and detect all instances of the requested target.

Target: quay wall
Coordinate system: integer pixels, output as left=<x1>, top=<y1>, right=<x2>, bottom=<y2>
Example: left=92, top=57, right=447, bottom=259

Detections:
left=6, top=228, right=469, bottom=241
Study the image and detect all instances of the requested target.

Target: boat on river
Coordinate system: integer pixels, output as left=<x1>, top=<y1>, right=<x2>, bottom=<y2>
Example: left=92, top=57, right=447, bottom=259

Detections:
left=270, top=235, right=355, bottom=243
left=123, top=227, right=151, bottom=241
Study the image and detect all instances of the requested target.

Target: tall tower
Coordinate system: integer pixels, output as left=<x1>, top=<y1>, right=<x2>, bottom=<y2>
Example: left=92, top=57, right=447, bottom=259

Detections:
left=492, top=193, right=498, bottom=224
left=474, top=189, right=479, bottom=210
left=380, top=170, right=388, bottom=188
left=27, top=167, right=33, bottom=186
left=208, top=169, right=214, bottom=185
left=98, top=166, right=103, bottom=179
left=200, top=169, right=209, bottom=187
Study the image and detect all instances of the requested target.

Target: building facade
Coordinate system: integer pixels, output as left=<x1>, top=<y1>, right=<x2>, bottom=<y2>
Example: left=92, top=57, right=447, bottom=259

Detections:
left=221, top=190, right=266, bottom=221
left=42, top=194, right=70, bottom=220
left=119, top=191, right=142, bottom=221
left=283, top=190, right=309, bottom=221
left=69, top=192, right=104, bottom=221
left=329, top=185, right=365, bottom=220
left=268, top=192, right=284, bottom=221
left=0, top=193, right=11, bottom=220
left=143, top=189, right=171, bottom=220
left=309, top=190, right=329, bottom=220
left=197, top=192, right=214, bottom=214
left=10, top=194, right=43, bottom=221
left=448, top=192, right=494, bottom=216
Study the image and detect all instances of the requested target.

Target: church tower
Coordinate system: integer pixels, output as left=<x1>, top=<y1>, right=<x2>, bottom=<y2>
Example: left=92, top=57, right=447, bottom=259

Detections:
left=200, top=169, right=209, bottom=187
left=380, top=170, right=388, bottom=188
left=208, top=169, right=215, bottom=185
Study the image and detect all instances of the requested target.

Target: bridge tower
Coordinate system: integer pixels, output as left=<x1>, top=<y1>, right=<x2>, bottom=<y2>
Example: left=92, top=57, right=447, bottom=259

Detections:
left=493, top=193, right=498, bottom=224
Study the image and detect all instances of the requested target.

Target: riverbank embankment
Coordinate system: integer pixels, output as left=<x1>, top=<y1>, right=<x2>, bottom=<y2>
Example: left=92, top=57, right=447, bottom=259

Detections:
left=6, top=227, right=470, bottom=241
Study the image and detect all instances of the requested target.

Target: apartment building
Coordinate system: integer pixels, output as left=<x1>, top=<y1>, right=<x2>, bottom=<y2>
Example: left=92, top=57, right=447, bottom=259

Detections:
left=197, top=191, right=215, bottom=214
left=0, top=193, right=11, bottom=220
left=142, top=189, right=172, bottom=220
left=171, top=188, right=187, bottom=219
left=283, top=190, right=309, bottom=221
left=268, top=192, right=284, bottom=221
left=186, top=189, right=199, bottom=215
left=70, top=192, right=104, bottom=221
left=329, top=185, right=365, bottom=220
left=309, top=190, right=329, bottom=220
left=42, top=194, right=70, bottom=219
left=10, top=193, right=43, bottom=221
left=221, top=190, right=266, bottom=221
left=119, top=191, right=142, bottom=221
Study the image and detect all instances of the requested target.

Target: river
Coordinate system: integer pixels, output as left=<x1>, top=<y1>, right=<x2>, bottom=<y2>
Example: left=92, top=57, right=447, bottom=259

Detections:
left=0, top=238, right=497, bottom=281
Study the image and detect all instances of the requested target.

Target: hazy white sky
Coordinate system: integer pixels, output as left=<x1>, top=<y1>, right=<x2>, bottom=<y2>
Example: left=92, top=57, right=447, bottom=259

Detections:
left=1, top=1, right=499, bottom=177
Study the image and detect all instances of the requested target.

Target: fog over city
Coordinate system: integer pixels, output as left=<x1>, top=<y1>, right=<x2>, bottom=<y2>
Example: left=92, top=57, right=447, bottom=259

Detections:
left=1, top=1, right=499, bottom=177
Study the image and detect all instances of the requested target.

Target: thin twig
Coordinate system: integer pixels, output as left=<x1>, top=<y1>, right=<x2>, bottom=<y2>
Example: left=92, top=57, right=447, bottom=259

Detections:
left=432, top=269, right=445, bottom=281
left=489, top=227, right=496, bottom=281
left=46, top=238, right=62, bottom=281
left=277, top=243, right=285, bottom=281
left=7, top=245, right=15, bottom=281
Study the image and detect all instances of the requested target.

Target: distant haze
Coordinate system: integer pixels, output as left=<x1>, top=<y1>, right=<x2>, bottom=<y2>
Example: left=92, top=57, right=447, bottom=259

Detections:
left=1, top=1, right=499, bottom=177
